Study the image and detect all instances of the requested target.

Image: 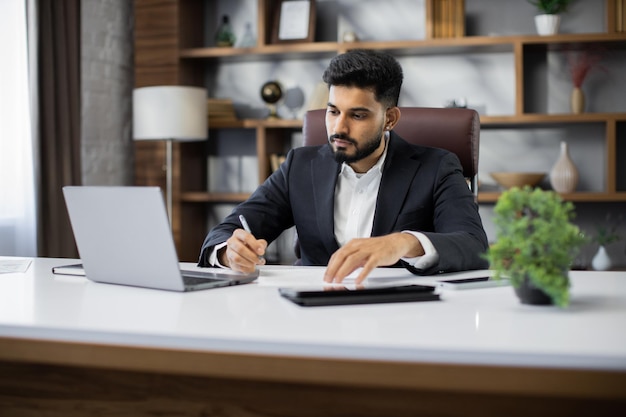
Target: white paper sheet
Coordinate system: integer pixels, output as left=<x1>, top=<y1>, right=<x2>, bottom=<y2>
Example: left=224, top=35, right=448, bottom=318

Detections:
left=0, top=258, right=32, bottom=274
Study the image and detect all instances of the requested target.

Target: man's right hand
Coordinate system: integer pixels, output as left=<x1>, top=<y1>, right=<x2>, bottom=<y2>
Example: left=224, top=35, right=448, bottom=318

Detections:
left=219, top=229, right=267, bottom=273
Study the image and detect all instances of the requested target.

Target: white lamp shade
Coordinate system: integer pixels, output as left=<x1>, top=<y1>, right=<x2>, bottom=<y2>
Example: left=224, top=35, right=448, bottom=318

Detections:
left=133, top=86, right=208, bottom=141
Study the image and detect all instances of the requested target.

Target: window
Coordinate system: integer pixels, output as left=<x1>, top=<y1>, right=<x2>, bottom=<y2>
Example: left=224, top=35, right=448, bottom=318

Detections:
left=0, top=0, right=37, bottom=256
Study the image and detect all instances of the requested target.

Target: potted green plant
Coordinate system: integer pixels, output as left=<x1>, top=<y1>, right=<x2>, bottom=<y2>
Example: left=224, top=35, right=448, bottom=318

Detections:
left=527, top=0, right=575, bottom=35
left=487, top=186, right=586, bottom=307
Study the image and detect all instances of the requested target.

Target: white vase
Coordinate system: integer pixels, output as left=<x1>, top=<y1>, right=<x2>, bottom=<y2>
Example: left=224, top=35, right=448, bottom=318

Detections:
left=550, top=141, right=579, bottom=193
left=534, top=14, right=560, bottom=36
left=592, top=245, right=612, bottom=271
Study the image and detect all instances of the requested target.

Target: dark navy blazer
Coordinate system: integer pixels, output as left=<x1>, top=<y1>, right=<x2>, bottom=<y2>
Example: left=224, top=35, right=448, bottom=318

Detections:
left=199, top=132, right=489, bottom=275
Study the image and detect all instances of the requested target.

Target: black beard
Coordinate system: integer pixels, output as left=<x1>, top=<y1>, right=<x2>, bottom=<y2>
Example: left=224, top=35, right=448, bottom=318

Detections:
left=328, top=126, right=384, bottom=165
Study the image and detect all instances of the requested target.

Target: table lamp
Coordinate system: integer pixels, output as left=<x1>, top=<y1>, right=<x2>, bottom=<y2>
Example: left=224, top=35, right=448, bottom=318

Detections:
left=133, top=86, right=208, bottom=226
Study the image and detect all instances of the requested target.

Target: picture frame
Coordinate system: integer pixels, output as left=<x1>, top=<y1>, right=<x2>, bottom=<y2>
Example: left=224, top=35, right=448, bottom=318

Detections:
left=272, top=0, right=316, bottom=44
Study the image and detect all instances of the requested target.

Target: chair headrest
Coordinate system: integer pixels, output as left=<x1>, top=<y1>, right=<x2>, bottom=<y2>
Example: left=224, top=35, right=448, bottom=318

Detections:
left=303, top=107, right=480, bottom=178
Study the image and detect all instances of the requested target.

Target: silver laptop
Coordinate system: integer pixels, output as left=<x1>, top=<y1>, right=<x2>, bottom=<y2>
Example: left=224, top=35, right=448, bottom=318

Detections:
left=62, top=186, right=258, bottom=291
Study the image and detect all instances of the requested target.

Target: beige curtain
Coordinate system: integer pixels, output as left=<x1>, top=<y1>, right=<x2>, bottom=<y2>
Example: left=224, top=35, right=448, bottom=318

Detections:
left=37, top=0, right=81, bottom=257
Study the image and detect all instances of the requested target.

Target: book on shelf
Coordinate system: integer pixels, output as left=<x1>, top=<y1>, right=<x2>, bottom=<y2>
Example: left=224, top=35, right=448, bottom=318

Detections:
left=270, top=153, right=286, bottom=172
left=207, top=98, right=237, bottom=123
left=427, top=0, right=464, bottom=39
left=602, top=0, right=625, bottom=33
left=616, top=0, right=625, bottom=33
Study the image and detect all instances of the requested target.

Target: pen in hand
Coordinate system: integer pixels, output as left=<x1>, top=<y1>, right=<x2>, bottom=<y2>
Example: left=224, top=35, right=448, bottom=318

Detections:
left=238, top=214, right=253, bottom=235
left=239, top=215, right=264, bottom=261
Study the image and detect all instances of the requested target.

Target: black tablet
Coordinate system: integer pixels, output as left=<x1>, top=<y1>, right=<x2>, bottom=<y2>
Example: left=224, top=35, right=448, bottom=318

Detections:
left=279, top=284, right=439, bottom=307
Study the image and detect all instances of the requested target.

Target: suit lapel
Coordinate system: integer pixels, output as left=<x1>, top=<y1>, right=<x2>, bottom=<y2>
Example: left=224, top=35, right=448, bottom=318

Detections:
left=310, top=146, right=341, bottom=253
left=372, top=133, right=421, bottom=236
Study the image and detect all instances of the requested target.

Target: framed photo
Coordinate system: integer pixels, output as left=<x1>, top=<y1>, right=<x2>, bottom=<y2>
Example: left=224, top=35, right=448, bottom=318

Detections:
left=272, top=0, right=316, bottom=44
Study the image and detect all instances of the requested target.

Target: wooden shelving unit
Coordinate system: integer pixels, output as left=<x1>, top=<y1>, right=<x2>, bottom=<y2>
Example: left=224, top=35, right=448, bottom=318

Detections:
left=181, top=32, right=626, bottom=59
left=134, top=0, right=626, bottom=261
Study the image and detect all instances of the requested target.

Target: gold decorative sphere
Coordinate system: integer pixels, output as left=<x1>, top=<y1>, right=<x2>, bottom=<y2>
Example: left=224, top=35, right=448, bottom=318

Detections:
left=261, top=81, right=283, bottom=104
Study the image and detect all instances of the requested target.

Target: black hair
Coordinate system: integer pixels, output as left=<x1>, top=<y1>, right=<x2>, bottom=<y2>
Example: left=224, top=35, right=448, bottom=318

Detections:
left=322, top=49, right=403, bottom=108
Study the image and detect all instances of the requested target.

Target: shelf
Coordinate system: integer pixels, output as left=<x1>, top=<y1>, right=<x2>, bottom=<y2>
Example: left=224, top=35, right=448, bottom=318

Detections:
left=519, top=32, right=626, bottom=49
left=180, top=39, right=512, bottom=61
left=350, top=33, right=626, bottom=55
left=181, top=33, right=626, bottom=61
left=182, top=192, right=251, bottom=203
left=480, top=113, right=626, bottom=126
left=209, top=114, right=624, bottom=130
left=181, top=42, right=340, bottom=61
left=209, top=118, right=303, bottom=129
left=478, top=192, right=626, bottom=203
left=208, top=114, right=622, bottom=130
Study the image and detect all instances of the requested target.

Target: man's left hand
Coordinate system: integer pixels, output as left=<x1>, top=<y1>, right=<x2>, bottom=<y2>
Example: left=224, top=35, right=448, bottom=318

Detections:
left=323, top=232, right=424, bottom=284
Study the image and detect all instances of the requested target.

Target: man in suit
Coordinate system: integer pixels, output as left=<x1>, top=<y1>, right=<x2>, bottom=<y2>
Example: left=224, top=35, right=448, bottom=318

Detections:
left=199, top=49, right=488, bottom=283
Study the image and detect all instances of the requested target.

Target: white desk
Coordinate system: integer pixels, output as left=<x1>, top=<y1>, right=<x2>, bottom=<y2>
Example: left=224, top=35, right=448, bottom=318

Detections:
left=1, top=257, right=625, bottom=416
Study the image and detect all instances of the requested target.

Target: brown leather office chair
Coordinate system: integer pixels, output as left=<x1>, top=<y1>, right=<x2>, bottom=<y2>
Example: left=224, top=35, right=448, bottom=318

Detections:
left=302, top=107, right=480, bottom=194
left=293, top=106, right=481, bottom=262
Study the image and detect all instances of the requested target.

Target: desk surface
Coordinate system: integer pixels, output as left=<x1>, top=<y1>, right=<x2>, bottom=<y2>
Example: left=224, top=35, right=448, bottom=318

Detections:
left=1, top=257, right=625, bottom=373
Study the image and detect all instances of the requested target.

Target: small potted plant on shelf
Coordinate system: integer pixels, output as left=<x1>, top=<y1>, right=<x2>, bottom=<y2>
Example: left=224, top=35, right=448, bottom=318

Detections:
left=527, top=0, right=575, bottom=36
left=590, top=214, right=622, bottom=271
left=487, top=186, right=586, bottom=307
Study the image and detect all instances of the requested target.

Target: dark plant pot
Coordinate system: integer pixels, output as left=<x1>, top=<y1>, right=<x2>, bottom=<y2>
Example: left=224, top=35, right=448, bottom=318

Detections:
left=514, top=277, right=553, bottom=305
